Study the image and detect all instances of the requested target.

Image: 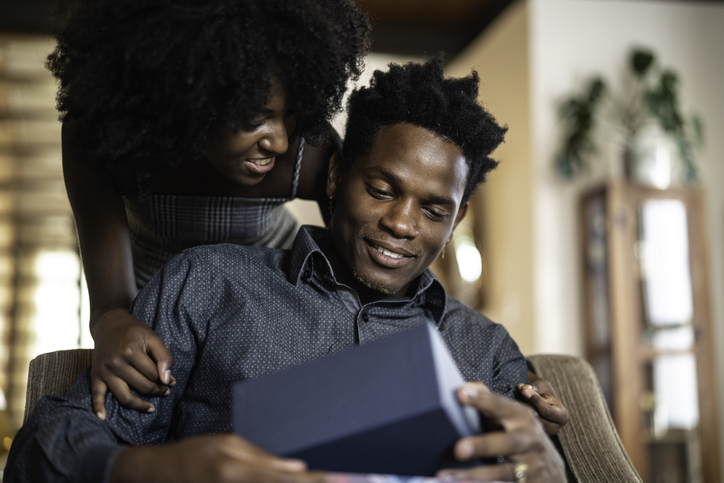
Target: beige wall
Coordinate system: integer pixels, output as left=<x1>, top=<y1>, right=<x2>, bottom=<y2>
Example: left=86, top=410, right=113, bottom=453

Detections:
left=450, top=0, right=724, bottom=475
left=445, top=1, right=535, bottom=355
left=529, top=0, right=724, bottom=473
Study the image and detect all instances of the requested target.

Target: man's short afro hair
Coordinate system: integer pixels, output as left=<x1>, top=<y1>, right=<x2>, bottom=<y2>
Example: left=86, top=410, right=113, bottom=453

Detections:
left=48, top=0, right=370, bottom=173
left=343, top=57, right=506, bottom=203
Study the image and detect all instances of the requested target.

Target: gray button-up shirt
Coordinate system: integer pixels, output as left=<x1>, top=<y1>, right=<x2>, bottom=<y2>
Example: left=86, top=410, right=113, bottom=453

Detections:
left=6, top=226, right=526, bottom=483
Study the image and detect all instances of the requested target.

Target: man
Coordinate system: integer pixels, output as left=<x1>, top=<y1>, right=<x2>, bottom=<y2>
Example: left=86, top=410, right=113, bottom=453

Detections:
left=5, top=58, right=565, bottom=483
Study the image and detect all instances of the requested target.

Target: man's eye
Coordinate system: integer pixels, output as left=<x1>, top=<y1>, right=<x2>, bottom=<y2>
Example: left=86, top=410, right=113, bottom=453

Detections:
left=367, top=185, right=392, bottom=199
left=423, top=208, right=447, bottom=221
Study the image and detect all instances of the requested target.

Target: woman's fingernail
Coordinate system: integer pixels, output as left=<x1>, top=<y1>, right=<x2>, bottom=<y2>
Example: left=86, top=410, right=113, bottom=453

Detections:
left=164, top=388, right=171, bottom=396
left=96, top=412, right=105, bottom=420
left=164, top=370, right=171, bottom=384
left=146, top=406, right=155, bottom=413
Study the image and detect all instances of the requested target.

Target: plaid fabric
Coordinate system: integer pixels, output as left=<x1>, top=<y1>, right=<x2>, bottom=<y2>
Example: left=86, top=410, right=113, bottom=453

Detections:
left=123, top=139, right=305, bottom=289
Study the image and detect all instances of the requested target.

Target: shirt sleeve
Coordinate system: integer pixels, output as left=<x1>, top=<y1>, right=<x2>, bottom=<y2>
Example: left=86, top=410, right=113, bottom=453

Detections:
left=489, top=325, right=528, bottom=398
left=4, top=250, right=214, bottom=483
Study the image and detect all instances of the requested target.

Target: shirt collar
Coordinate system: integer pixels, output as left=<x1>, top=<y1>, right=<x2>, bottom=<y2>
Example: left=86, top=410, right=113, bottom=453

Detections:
left=288, top=226, right=448, bottom=325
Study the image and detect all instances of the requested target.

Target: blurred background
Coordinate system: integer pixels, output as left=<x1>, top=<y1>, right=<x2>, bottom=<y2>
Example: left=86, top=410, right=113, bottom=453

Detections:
left=0, top=0, right=723, bottom=481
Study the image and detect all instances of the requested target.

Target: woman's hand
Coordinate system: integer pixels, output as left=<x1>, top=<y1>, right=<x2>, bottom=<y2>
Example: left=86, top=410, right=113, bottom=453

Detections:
left=91, top=308, right=175, bottom=419
left=437, top=382, right=566, bottom=483
left=517, top=371, right=570, bottom=436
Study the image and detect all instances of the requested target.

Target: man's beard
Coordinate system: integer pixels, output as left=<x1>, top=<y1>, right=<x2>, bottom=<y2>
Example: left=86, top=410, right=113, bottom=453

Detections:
left=352, top=267, right=396, bottom=295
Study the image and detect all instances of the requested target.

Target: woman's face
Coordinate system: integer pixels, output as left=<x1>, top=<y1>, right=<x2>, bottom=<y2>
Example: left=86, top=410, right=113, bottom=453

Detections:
left=204, top=78, right=297, bottom=186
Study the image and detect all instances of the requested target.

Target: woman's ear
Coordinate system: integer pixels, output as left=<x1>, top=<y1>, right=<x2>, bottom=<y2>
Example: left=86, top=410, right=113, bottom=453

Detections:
left=326, top=150, right=344, bottom=199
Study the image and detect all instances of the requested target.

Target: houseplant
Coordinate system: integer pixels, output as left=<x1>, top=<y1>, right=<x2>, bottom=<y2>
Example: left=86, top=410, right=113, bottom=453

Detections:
left=555, top=48, right=704, bottom=184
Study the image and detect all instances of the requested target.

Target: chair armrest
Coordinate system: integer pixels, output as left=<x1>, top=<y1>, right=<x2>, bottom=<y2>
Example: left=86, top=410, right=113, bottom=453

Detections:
left=527, top=354, right=642, bottom=483
left=23, top=348, right=94, bottom=423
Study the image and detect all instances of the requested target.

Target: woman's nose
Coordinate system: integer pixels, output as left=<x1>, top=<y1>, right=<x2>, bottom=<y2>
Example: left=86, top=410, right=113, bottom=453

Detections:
left=258, top=120, right=289, bottom=155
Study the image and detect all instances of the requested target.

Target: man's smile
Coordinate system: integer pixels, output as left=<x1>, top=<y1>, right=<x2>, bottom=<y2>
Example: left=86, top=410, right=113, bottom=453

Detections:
left=365, top=238, right=417, bottom=269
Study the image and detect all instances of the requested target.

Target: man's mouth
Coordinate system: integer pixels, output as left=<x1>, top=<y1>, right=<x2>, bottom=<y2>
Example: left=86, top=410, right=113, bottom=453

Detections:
left=372, top=244, right=405, bottom=259
left=365, top=239, right=417, bottom=269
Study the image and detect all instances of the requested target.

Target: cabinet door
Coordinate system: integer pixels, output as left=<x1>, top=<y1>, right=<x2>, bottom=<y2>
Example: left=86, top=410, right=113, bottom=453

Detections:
left=581, top=182, right=720, bottom=483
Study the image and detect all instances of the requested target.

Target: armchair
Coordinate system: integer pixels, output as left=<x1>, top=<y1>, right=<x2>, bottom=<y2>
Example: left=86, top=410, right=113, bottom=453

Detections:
left=23, top=350, right=642, bottom=482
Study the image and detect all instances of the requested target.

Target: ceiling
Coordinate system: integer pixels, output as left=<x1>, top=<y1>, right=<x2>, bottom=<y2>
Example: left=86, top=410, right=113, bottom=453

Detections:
left=0, top=0, right=514, bottom=57
left=355, top=0, right=514, bottom=56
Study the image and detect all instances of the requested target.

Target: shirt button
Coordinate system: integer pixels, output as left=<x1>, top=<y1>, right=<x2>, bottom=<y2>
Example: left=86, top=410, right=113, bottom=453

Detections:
left=303, top=270, right=312, bottom=280
left=362, top=313, right=370, bottom=323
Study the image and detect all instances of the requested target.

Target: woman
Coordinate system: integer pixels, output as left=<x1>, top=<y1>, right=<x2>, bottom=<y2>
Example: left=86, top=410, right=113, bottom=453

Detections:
left=49, top=0, right=370, bottom=418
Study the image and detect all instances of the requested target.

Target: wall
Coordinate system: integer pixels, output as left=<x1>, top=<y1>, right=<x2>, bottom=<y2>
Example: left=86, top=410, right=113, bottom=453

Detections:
left=445, top=1, right=535, bottom=355
left=448, top=0, right=724, bottom=472
left=528, top=0, right=724, bottom=474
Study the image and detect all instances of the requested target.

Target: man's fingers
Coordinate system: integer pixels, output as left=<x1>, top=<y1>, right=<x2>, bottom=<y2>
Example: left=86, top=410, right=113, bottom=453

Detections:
left=222, top=434, right=307, bottom=472
left=437, top=461, right=516, bottom=482
left=458, top=383, right=530, bottom=422
left=91, top=378, right=108, bottom=420
left=454, top=429, right=534, bottom=461
left=146, top=335, right=175, bottom=385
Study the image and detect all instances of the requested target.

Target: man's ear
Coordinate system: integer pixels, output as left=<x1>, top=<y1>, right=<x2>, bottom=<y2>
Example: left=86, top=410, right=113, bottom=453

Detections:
left=326, top=150, right=344, bottom=199
left=449, top=202, right=469, bottom=241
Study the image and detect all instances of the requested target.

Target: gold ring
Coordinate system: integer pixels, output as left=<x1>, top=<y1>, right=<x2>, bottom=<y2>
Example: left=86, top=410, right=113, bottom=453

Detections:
left=513, top=461, right=528, bottom=483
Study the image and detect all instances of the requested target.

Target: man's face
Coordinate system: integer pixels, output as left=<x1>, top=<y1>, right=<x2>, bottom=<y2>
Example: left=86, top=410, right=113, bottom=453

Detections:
left=327, top=123, right=469, bottom=302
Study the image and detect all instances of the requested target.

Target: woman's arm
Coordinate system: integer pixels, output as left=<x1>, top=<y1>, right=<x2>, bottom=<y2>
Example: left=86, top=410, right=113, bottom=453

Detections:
left=62, top=120, right=174, bottom=418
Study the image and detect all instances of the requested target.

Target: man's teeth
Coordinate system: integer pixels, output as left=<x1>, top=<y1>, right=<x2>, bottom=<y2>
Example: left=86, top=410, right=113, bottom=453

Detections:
left=374, top=245, right=403, bottom=259
left=250, top=158, right=272, bottom=166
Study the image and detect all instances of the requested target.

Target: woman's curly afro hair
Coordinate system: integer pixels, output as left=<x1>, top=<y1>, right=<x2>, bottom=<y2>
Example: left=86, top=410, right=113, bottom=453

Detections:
left=48, top=0, right=370, bottom=172
left=342, top=57, right=506, bottom=203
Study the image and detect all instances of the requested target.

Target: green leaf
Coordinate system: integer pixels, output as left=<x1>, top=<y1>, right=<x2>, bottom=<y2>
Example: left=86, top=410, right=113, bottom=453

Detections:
left=660, top=70, right=678, bottom=98
left=691, top=114, right=705, bottom=147
left=631, top=49, right=655, bottom=77
left=588, top=78, right=606, bottom=103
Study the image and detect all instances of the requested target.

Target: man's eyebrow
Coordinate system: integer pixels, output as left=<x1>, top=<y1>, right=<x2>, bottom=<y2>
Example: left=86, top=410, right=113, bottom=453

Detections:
left=368, top=167, right=456, bottom=206
left=427, top=193, right=456, bottom=206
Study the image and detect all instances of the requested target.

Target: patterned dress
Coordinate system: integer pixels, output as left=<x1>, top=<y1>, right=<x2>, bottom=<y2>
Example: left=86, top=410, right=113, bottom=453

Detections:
left=122, top=139, right=305, bottom=289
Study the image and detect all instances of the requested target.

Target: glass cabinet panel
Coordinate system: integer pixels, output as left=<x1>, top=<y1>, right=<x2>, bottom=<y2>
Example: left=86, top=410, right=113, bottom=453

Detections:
left=580, top=182, right=720, bottom=483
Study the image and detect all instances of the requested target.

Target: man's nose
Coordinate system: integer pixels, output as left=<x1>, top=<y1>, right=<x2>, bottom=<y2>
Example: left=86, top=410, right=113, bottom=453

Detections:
left=380, top=199, right=419, bottom=238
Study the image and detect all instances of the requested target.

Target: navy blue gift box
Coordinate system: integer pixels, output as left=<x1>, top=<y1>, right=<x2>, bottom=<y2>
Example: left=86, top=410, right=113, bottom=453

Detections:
left=233, top=322, right=480, bottom=476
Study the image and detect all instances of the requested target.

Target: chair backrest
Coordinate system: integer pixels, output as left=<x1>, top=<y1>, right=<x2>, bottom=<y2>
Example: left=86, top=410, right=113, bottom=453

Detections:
left=23, top=348, right=93, bottom=423
left=527, top=354, right=643, bottom=483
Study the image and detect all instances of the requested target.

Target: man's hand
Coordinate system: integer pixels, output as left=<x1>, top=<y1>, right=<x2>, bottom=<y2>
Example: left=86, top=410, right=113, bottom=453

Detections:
left=517, top=371, right=570, bottom=436
left=91, top=308, right=175, bottom=419
left=437, top=382, right=566, bottom=483
left=109, top=434, right=327, bottom=483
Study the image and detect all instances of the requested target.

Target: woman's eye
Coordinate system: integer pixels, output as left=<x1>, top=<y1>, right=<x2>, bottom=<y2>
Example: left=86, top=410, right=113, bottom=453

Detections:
left=245, top=120, right=264, bottom=130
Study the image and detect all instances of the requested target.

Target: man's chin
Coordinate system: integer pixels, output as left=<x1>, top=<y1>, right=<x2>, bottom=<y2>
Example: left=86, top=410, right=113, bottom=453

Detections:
left=353, top=270, right=398, bottom=296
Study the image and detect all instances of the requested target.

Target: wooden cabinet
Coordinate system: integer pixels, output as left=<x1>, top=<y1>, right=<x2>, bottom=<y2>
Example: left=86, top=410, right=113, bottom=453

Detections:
left=580, top=182, right=720, bottom=483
